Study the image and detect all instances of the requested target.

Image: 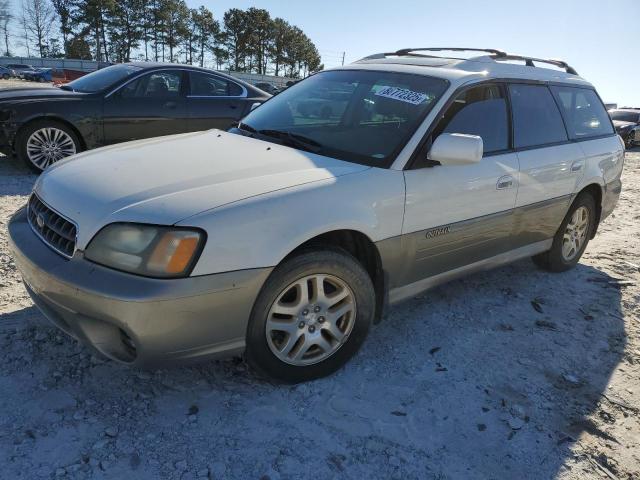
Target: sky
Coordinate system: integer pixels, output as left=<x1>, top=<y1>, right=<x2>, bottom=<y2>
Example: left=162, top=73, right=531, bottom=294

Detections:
left=183, top=0, right=640, bottom=107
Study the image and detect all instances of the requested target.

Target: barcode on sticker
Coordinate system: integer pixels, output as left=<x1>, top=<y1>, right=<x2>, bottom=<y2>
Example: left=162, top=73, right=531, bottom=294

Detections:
left=375, top=86, right=428, bottom=105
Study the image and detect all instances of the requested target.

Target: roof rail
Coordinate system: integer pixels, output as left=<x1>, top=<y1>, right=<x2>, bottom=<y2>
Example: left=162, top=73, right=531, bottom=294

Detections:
left=493, top=54, right=578, bottom=75
left=355, top=47, right=579, bottom=75
left=393, top=47, right=507, bottom=57
left=355, top=48, right=506, bottom=62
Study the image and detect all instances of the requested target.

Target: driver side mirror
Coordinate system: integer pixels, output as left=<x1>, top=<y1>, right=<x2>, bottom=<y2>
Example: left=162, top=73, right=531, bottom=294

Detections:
left=428, top=133, right=483, bottom=166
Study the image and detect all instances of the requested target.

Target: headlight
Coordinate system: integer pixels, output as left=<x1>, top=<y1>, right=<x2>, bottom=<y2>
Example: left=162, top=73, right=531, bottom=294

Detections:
left=85, top=223, right=205, bottom=278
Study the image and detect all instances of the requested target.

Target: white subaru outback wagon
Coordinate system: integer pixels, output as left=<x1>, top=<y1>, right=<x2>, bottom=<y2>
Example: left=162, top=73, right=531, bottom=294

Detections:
left=9, top=48, right=624, bottom=382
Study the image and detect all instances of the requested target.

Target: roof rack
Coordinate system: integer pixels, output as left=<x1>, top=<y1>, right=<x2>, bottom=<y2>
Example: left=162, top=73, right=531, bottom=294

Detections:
left=393, top=47, right=507, bottom=57
left=493, top=54, right=578, bottom=75
left=356, top=47, right=579, bottom=75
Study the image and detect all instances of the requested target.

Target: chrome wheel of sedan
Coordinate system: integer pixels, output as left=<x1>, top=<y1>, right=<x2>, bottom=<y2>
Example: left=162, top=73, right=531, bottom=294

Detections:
left=266, top=274, right=357, bottom=366
left=562, top=206, right=590, bottom=261
left=26, top=127, right=77, bottom=169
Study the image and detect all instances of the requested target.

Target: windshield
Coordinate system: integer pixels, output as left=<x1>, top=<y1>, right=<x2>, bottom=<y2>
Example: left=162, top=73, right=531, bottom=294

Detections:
left=610, top=111, right=640, bottom=123
left=238, top=70, right=448, bottom=167
left=65, top=64, right=142, bottom=93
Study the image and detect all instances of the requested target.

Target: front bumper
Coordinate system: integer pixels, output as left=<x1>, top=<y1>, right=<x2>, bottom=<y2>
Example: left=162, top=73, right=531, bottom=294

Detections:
left=8, top=207, right=272, bottom=367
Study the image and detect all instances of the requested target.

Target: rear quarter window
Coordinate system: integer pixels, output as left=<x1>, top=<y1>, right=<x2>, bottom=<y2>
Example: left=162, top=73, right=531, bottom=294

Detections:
left=509, top=84, right=568, bottom=148
left=550, top=86, right=614, bottom=139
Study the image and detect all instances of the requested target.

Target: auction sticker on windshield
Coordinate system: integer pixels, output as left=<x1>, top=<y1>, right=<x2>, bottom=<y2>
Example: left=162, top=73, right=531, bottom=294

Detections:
left=375, top=86, right=429, bottom=105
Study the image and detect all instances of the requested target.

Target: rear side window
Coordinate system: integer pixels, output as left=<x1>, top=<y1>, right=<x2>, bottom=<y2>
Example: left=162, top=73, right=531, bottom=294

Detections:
left=509, top=84, right=567, bottom=148
left=434, top=84, right=509, bottom=154
left=550, top=86, right=614, bottom=139
left=190, top=71, right=243, bottom=97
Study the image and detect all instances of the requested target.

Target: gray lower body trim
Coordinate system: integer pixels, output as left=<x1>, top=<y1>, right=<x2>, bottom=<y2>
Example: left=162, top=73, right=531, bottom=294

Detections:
left=377, top=194, right=572, bottom=302
left=388, top=239, right=552, bottom=304
left=511, top=194, right=572, bottom=248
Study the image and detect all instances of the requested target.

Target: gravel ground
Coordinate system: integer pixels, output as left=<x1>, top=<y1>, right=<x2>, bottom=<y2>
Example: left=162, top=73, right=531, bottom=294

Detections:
left=0, top=137, right=639, bottom=477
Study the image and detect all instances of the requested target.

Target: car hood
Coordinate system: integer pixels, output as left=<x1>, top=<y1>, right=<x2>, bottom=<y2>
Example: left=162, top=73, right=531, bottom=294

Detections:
left=0, top=87, right=85, bottom=102
left=612, top=120, right=636, bottom=129
left=35, top=130, right=370, bottom=249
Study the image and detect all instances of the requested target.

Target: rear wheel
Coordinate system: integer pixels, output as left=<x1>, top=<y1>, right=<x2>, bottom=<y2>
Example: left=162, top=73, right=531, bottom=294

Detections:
left=16, top=120, right=81, bottom=172
left=245, top=249, right=375, bottom=383
left=532, top=193, right=596, bottom=272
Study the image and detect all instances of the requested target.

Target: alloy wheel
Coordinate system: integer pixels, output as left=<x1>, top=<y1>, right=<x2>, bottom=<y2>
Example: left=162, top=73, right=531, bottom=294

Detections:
left=562, top=206, right=590, bottom=261
left=266, top=274, right=357, bottom=366
left=26, top=127, right=77, bottom=170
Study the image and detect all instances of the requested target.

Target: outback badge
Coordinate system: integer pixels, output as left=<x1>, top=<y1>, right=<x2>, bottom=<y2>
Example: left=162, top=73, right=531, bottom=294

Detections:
left=425, top=226, right=451, bottom=239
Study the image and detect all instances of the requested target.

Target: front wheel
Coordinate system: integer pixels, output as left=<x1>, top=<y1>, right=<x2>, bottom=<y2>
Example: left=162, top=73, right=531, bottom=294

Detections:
left=245, top=249, right=375, bottom=383
left=532, top=193, right=596, bottom=272
left=16, top=120, right=81, bottom=172
left=625, top=133, right=635, bottom=149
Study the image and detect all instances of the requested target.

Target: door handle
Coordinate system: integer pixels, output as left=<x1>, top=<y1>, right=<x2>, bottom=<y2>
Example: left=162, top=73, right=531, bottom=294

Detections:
left=164, top=101, right=177, bottom=109
left=496, top=175, right=515, bottom=190
left=570, top=160, right=584, bottom=172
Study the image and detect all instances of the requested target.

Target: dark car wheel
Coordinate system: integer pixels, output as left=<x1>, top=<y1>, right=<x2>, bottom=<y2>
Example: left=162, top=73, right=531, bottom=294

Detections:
left=245, top=248, right=375, bottom=383
left=16, top=120, right=81, bottom=173
left=1, top=73, right=8, bottom=80
left=625, top=133, right=635, bottom=149
left=532, top=192, right=596, bottom=272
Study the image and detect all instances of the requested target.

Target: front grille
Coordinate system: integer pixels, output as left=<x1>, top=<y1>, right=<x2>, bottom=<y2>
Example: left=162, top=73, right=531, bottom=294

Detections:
left=27, top=194, right=77, bottom=258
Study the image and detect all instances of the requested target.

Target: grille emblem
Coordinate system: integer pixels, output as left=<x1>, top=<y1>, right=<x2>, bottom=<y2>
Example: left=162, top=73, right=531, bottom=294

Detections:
left=36, top=213, right=45, bottom=228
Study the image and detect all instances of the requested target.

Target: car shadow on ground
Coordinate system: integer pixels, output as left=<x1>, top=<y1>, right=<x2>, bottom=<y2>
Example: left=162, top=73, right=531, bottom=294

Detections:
left=0, top=257, right=626, bottom=479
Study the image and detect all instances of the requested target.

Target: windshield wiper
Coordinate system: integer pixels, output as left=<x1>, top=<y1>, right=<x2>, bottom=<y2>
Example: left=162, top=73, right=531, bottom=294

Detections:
left=59, top=85, right=74, bottom=92
left=238, top=122, right=257, bottom=133
left=257, top=129, right=323, bottom=154
left=235, top=124, right=323, bottom=154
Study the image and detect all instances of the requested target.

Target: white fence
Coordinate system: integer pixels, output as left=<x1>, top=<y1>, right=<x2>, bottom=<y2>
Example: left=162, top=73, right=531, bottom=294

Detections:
left=0, top=57, right=296, bottom=87
left=0, top=57, right=109, bottom=72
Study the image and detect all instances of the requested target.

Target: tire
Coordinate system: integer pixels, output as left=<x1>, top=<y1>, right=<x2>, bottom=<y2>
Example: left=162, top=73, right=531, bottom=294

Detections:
left=625, top=133, right=635, bottom=149
left=245, top=248, right=375, bottom=383
left=532, top=193, right=597, bottom=272
left=16, top=120, right=81, bottom=173
left=1, top=73, right=8, bottom=80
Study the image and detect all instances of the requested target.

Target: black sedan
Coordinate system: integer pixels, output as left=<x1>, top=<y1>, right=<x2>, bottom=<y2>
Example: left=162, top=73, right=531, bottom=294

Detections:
left=0, top=63, right=271, bottom=171
left=609, top=108, right=640, bottom=148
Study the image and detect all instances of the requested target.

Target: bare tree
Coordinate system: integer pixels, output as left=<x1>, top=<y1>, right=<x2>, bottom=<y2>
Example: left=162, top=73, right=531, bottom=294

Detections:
left=19, top=8, right=30, bottom=56
left=22, top=0, right=55, bottom=57
left=0, top=0, right=11, bottom=56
